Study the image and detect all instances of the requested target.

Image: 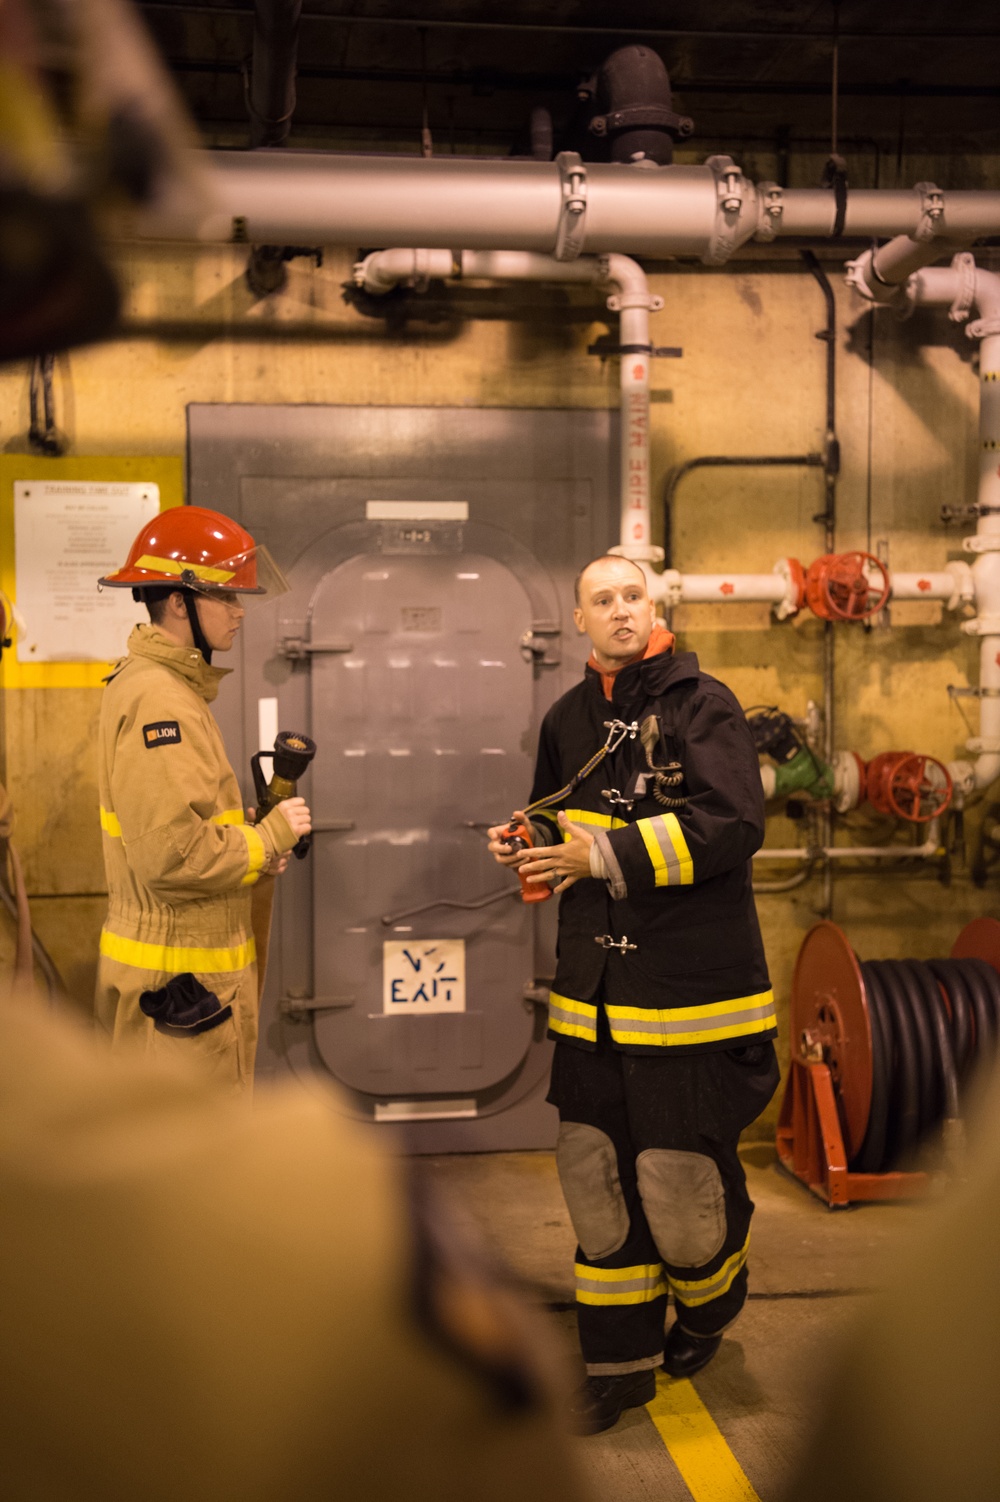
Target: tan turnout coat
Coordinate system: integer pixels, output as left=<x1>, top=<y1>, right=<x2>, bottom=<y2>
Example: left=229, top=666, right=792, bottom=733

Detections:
left=95, top=625, right=295, bottom=1088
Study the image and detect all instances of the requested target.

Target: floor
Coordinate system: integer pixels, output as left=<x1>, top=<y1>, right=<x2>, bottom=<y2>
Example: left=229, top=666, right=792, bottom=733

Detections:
left=424, top=1145, right=930, bottom=1502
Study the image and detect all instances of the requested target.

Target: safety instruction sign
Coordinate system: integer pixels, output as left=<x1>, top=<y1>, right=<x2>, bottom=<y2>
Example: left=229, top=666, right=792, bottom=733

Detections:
left=13, top=481, right=160, bottom=662
left=382, top=939, right=466, bottom=1014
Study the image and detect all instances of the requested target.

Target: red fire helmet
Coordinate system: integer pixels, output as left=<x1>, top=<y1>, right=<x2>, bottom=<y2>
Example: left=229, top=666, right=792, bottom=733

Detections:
left=99, top=507, right=287, bottom=598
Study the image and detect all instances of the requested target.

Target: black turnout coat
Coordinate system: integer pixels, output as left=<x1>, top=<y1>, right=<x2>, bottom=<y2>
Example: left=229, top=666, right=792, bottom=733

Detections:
left=528, top=647, right=775, bottom=1056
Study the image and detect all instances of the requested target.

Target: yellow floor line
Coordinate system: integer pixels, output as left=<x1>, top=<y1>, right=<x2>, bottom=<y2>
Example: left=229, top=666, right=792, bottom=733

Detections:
left=646, top=1372, right=762, bottom=1502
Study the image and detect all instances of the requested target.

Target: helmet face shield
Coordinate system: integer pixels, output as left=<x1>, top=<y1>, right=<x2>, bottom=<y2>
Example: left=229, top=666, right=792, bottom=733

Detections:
left=169, top=543, right=290, bottom=606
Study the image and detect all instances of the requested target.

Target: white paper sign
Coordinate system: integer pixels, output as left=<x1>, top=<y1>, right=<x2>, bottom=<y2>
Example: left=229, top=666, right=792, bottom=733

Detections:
left=14, top=481, right=160, bottom=662
left=382, top=939, right=466, bottom=1014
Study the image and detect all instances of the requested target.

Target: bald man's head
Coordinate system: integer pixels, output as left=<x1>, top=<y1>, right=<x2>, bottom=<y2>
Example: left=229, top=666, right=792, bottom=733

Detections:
left=572, top=554, right=655, bottom=670
left=573, top=554, right=647, bottom=605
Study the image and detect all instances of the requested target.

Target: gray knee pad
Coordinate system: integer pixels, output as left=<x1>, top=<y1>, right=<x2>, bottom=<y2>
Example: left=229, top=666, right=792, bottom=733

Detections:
left=636, top=1149, right=726, bottom=1268
left=555, top=1122, right=629, bottom=1260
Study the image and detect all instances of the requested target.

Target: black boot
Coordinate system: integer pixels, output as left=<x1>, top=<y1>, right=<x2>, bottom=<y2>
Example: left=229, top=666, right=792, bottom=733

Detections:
left=662, top=1322, right=722, bottom=1378
left=570, top=1370, right=657, bottom=1435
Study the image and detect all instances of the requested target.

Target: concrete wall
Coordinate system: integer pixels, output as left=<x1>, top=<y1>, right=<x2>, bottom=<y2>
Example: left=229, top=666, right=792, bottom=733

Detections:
left=1, top=231, right=995, bottom=1133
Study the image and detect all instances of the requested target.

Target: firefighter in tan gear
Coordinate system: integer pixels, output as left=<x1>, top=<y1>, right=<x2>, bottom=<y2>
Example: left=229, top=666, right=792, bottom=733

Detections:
left=94, top=506, right=311, bottom=1089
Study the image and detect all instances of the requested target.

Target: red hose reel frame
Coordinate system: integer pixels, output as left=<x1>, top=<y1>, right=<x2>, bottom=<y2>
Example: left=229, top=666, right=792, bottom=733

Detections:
left=804, top=551, right=891, bottom=622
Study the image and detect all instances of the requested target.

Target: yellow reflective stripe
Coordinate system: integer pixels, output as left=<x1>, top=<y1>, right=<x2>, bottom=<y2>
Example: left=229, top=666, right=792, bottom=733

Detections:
left=638, top=813, right=694, bottom=886
left=100, top=930, right=256, bottom=974
left=134, top=553, right=236, bottom=585
left=669, top=1236, right=750, bottom=1308
left=605, top=991, right=777, bottom=1049
left=211, top=808, right=245, bottom=827
left=562, top=808, right=628, bottom=834
left=575, top=1261, right=668, bottom=1306
left=240, top=870, right=261, bottom=888
left=237, top=822, right=268, bottom=875
left=100, top=806, right=122, bottom=839
left=548, top=990, right=599, bottom=1042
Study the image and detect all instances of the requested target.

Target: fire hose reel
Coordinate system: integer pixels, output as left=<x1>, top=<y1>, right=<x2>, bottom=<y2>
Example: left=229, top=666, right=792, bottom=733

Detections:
left=865, top=751, right=953, bottom=823
left=805, top=551, right=891, bottom=622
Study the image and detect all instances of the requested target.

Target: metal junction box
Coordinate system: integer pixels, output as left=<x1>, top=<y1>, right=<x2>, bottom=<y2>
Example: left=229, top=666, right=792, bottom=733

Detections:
left=188, top=404, right=616, bottom=1149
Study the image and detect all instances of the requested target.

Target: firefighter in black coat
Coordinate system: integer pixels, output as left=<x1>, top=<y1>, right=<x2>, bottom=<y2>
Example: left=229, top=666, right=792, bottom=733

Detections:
left=488, top=555, right=779, bottom=1435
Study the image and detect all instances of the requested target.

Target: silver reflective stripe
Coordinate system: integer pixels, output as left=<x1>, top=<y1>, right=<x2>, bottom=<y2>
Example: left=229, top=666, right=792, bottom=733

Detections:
left=576, top=1275, right=662, bottom=1296
left=610, top=1002, right=775, bottom=1037
left=647, top=816, right=683, bottom=883
left=549, top=1001, right=597, bottom=1035
left=670, top=1251, right=748, bottom=1304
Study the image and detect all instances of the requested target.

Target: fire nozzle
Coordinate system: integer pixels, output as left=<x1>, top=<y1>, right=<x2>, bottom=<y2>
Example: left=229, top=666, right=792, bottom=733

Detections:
left=251, top=731, right=317, bottom=859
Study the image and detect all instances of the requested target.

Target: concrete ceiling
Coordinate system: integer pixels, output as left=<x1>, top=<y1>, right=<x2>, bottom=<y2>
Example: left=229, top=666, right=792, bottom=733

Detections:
left=138, top=2, right=1000, bottom=185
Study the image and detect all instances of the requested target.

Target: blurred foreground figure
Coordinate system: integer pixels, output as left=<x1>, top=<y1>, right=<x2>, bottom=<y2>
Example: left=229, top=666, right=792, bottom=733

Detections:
left=785, top=1072, right=1000, bottom=1502
left=0, top=0, right=217, bottom=363
left=0, top=996, right=591, bottom=1502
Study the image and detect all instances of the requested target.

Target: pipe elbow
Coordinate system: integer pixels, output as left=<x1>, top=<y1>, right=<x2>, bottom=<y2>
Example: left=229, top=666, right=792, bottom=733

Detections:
left=602, top=252, right=655, bottom=307
left=353, top=247, right=452, bottom=294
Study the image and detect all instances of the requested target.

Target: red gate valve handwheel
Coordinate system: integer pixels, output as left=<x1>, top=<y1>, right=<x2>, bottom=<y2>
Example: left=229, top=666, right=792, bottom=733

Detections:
left=865, top=751, right=953, bottom=823
left=804, top=551, right=891, bottom=622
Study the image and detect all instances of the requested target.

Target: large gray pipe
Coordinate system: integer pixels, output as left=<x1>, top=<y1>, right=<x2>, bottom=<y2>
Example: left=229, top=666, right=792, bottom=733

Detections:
left=186, top=152, right=1000, bottom=258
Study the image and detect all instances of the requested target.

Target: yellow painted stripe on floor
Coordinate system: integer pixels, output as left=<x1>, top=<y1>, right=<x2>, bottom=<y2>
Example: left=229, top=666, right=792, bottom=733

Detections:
left=646, top=1373, right=761, bottom=1502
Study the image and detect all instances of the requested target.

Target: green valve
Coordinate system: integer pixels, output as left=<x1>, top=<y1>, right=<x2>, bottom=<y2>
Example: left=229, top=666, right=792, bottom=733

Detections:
left=772, top=746, right=836, bottom=800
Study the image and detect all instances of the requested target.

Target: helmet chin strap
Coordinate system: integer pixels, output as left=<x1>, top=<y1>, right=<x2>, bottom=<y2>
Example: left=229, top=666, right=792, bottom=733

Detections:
left=183, top=591, right=213, bottom=665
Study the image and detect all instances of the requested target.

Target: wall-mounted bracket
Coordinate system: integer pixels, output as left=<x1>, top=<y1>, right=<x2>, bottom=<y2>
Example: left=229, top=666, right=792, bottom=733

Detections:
left=279, top=635, right=354, bottom=659
left=520, top=623, right=561, bottom=669
left=279, top=994, right=355, bottom=1020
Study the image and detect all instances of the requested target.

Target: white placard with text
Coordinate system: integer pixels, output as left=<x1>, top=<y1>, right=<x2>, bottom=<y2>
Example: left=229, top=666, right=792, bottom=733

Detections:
left=382, top=939, right=466, bottom=1014
left=14, top=481, right=160, bottom=662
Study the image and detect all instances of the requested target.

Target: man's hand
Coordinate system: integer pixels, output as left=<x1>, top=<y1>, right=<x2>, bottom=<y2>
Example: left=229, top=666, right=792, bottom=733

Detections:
left=487, top=811, right=533, bottom=868
left=518, top=812, right=594, bottom=895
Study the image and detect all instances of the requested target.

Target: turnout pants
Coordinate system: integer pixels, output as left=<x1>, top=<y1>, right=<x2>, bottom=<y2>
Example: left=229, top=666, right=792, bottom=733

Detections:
left=547, top=1011, right=779, bottom=1375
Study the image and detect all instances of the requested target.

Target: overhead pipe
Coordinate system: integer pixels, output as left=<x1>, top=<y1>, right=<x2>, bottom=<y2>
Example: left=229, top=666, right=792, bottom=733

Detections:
left=247, top=0, right=303, bottom=148
left=192, top=153, right=1000, bottom=256
left=354, top=247, right=663, bottom=562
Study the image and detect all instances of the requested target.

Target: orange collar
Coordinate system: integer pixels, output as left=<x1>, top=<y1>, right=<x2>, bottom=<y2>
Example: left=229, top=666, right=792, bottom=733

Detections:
left=588, top=621, right=676, bottom=701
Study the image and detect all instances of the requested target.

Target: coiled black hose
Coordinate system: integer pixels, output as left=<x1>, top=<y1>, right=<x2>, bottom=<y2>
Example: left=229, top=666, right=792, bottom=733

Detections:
left=850, top=957, right=1000, bottom=1174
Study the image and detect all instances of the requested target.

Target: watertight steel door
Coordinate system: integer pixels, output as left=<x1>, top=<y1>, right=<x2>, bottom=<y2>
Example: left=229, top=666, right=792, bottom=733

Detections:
left=309, top=550, right=537, bottom=1100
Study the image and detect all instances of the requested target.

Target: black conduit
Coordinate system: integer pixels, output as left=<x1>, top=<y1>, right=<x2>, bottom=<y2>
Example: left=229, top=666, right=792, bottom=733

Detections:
left=248, top=0, right=303, bottom=148
left=851, top=956, right=998, bottom=1175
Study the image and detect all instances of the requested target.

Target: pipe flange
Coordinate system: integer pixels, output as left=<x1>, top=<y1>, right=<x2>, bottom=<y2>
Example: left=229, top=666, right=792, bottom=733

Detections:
left=962, top=534, right=1000, bottom=554
left=772, top=556, right=805, bottom=620
left=913, top=181, right=945, bottom=243
left=966, top=737, right=1000, bottom=755
left=703, top=154, right=747, bottom=267
left=754, top=181, right=783, bottom=243
left=655, top=567, right=684, bottom=607
left=961, top=615, right=1000, bottom=636
left=831, top=749, right=865, bottom=814
left=947, top=251, right=977, bottom=325
left=967, top=315, right=1000, bottom=340
left=606, top=291, right=664, bottom=313
left=945, top=559, right=976, bottom=610
left=554, top=151, right=588, bottom=262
